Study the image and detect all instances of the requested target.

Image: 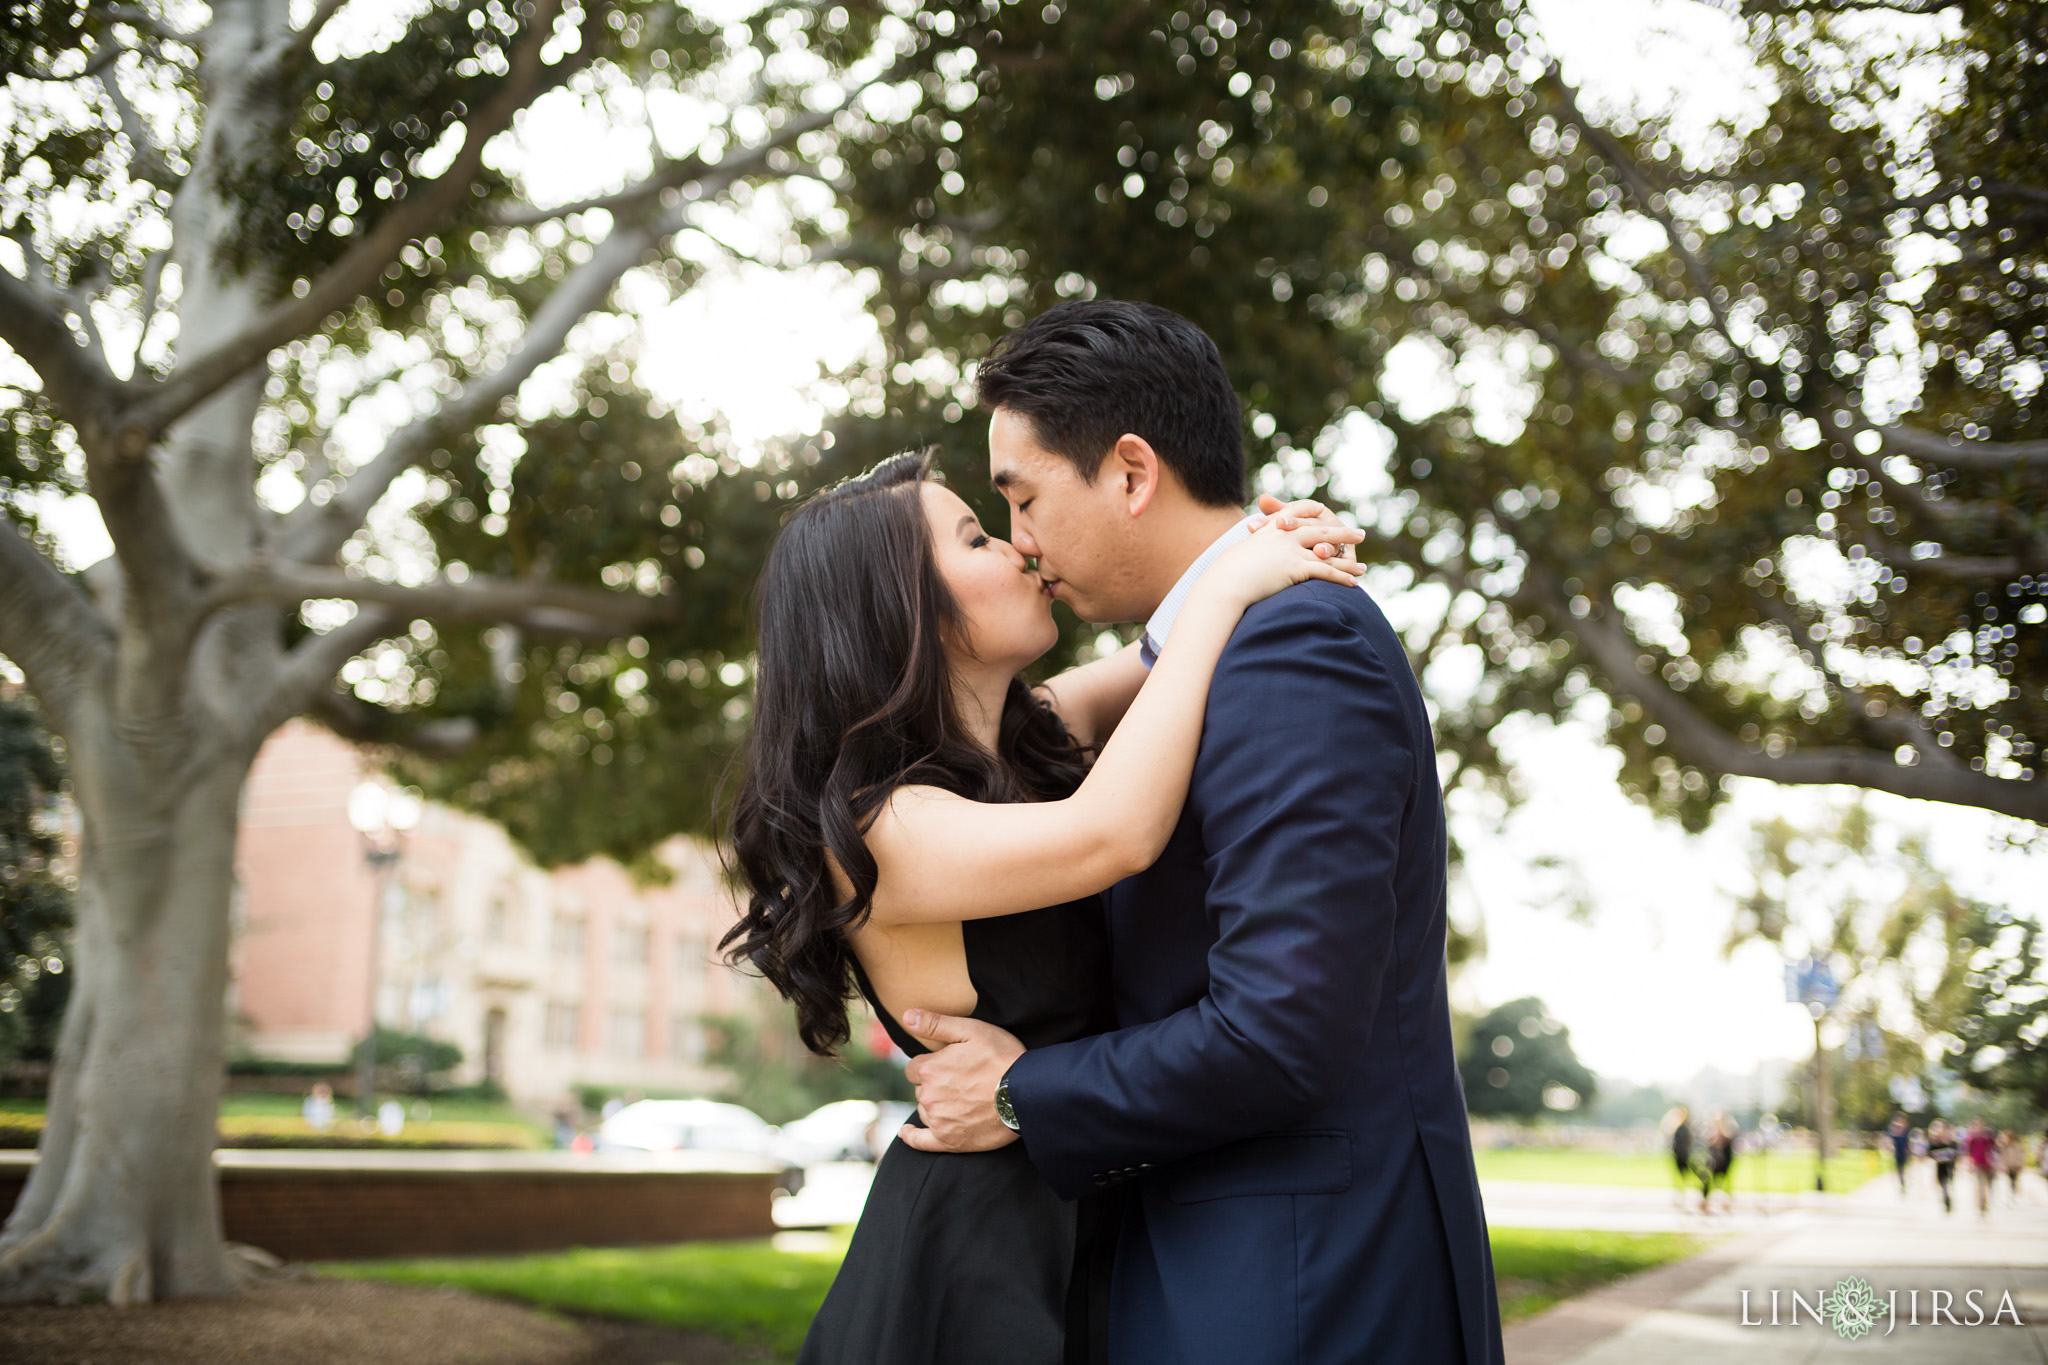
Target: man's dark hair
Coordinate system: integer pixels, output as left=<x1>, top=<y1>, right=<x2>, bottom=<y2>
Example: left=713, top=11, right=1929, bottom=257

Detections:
left=974, top=300, right=1245, bottom=508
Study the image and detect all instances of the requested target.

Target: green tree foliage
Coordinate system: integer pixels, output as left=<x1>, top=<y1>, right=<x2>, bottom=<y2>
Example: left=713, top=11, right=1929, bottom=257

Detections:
left=0, top=693, right=69, bottom=1067
left=1733, top=804, right=1957, bottom=1019
left=845, top=0, right=2045, bottom=827
left=369, top=1024, right=464, bottom=1096
left=1727, top=799, right=2035, bottom=1127
left=1457, top=995, right=1595, bottom=1119
left=702, top=1004, right=910, bottom=1125
left=1925, top=902, right=2048, bottom=1110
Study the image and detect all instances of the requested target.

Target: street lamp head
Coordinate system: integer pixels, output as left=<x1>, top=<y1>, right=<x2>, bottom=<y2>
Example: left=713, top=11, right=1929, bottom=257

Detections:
left=347, top=782, right=388, bottom=835
left=349, top=782, right=424, bottom=835
left=386, top=788, right=423, bottom=832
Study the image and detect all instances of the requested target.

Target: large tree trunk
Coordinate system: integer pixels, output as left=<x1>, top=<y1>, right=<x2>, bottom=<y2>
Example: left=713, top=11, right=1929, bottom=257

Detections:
left=0, top=1, right=295, bottom=1303
left=0, top=733, right=254, bottom=1303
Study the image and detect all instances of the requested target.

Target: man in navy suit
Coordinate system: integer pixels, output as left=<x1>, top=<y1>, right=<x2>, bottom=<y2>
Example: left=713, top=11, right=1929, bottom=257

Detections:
left=898, top=300, right=1502, bottom=1364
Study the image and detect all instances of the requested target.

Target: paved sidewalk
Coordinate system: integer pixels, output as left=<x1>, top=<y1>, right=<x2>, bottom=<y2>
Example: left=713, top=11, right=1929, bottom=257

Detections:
left=1482, top=1178, right=1835, bottom=1235
left=1506, top=1175, right=2048, bottom=1363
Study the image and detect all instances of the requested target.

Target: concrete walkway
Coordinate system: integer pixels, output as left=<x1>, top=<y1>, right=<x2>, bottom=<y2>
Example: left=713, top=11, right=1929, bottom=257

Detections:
left=1505, top=1173, right=2048, bottom=1364
left=1482, top=1178, right=1838, bottom=1235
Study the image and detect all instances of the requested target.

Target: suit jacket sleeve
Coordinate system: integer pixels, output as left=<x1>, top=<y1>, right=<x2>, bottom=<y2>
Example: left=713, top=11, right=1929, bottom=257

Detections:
left=1004, top=583, right=1419, bottom=1200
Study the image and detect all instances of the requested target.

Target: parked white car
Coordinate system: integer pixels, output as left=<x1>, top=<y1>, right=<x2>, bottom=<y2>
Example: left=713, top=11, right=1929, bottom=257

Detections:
left=595, top=1099, right=780, bottom=1156
left=781, top=1099, right=892, bottom=1165
left=594, top=1099, right=805, bottom=1195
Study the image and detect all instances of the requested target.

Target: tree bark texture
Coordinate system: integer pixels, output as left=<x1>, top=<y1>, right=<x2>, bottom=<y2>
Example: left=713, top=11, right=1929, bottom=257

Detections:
left=0, top=745, right=252, bottom=1302
left=0, top=0, right=291, bottom=1302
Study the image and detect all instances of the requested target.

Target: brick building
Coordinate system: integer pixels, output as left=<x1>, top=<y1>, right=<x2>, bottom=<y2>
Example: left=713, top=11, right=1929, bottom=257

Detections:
left=232, top=722, right=764, bottom=1108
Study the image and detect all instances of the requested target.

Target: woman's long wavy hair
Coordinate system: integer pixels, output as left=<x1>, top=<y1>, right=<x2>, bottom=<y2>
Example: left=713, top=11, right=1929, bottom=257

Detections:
left=722, top=453, right=1089, bottom=1055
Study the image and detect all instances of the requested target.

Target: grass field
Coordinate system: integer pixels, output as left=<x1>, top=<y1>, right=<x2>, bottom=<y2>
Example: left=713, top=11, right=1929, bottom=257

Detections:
left=328, top=1225, right=1704, bottom=1359
left=1488, top=1227, right=1705, bottom=1321
left=215, top=1092, right=544, bottom=1131
left=1474, top=1145, right=1884, bottom=1193
left=325, top=1235, right=853, bottom=1358
left=1, top=1093, right=547, bottom=1150
left=2, top=1094, right=543, bottom=1128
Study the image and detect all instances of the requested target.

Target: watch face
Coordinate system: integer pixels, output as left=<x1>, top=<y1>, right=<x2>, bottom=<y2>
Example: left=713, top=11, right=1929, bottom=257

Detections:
left=995, top=1080, right=1020, bottom=1132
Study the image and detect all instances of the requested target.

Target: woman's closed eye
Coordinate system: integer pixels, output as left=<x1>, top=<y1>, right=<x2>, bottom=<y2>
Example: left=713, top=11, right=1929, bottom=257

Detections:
left=969, top=532, right=991, bottom=548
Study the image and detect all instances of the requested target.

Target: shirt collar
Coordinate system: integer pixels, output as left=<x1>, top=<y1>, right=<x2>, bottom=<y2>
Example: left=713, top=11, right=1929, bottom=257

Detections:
left=1139, top=518, right=1255, bottom=667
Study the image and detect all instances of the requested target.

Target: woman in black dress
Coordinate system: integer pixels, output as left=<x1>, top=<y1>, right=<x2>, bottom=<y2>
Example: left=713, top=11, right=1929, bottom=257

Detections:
left=724, top=455, right=1362, bottom=1364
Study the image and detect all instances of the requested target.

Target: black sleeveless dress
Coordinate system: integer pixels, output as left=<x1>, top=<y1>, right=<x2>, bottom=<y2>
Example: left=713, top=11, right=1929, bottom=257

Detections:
left=797, top=895, right=1117, bottom=1365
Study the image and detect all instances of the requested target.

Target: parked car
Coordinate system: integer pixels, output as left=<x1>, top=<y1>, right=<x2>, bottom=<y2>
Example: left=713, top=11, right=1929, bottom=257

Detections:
left=595, top=1099, right=803, bottom=1193
left=783, top=1099, right=920, bottom=1165
left=869, top=1101, right=916, bottom=1159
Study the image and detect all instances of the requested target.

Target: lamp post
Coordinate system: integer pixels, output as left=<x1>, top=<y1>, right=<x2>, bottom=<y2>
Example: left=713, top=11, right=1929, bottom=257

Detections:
left=348, top=782, right=421, bottom=1120
left=1785, top=954, right=1841, bottom=1192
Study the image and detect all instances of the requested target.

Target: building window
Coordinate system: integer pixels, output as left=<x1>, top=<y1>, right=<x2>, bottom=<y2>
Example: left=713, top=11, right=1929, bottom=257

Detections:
left=485, top=894, right=517, bottom=945
left=544, top=1000, right=580, bottom=1051
left=674, top=933, right=707, bottom=980
left=551, top=914, right=584, bottom=962
left=608, top=1008, right=645, bottom=1060
left=612, top=924, right=648, bottom=969
left=669, top=1014, right=705, bottom=1064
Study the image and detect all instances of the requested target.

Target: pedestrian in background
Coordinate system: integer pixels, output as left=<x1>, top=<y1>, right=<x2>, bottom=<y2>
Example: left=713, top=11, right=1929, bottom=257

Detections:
left=1928, top=1119, right=1959, bottom=1213
left=1998, top=1130, right=2025, bottom=1206
left=1887, top=1113, right=1911, bottom=1195
left=1704, top=1113, right=1738, bottom=1215
left=301, top=1081, right=335, bottom=1133
left=1664, top=1104, right=1695, bottom=1210
left=1964, top=1117, right=1997, bottom=1216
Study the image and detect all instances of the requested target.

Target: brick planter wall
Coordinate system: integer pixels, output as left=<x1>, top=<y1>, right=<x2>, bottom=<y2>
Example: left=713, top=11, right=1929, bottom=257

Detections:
left=0, top=1150, right=781, bottom=1262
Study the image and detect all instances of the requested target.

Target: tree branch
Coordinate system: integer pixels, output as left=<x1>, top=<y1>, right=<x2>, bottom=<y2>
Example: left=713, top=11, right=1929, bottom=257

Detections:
left=0, top=516, right=115, bottom=735
left=98, top=4, right=199, bottom=46
left=120, top=0, right=586, bottom=452
left=241, top=602, right=401, bottom=746
left=1753, top=596, right=1960, bottom=768
left=1539, top=68, right=1739, bottom=349
left=201, top=560, right=675, bottom=629
left=1738, top=0, right=1951, bottom=13
left=0, top=262, right=134, bottom=453
left=129, top=248, right=168, bottom=370
left=1529, top=566, right=2047, bottom=822
left=10, top=41, right=128, bottom=82
left=1877, top=424, right=2048, bottom=472
left=273, top=45, right=905, bottom=562
left=1817, top=408, right=2048, bottom=570
left=485, top=86, right=854, bottom=227
left=98, top=66, right=181, bottom=191
left=279, top=216, right=664, bottom=563
left=303, top=687, right=481, bottom=758
left=1859, top=535, right=2023, bottom=581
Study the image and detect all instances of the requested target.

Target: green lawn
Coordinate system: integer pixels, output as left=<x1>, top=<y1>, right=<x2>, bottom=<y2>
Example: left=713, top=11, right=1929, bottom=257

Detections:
left=2, top=1093, right=548, bottom=1151
left=324, top=1235, right=851, bottom=1358
left=2, top=1094, right=545, bottom=1130
left=327, top=1225, right=1701, bottom=1359
left=1489, top=1227, right=1704, bottom=1322
left=1474, top=1145, right=1883, bottom=1193
left=216, top=1091, right=547, bottom=1135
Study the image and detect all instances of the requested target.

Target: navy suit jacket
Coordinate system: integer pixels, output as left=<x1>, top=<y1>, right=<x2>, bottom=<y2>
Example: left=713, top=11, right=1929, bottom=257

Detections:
left=1006, top=579, right=1503, bottom=1365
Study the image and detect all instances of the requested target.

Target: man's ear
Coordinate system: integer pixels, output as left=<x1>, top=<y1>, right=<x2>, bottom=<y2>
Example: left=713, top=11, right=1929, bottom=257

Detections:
left=1109, top=434, right=1164, bottom=519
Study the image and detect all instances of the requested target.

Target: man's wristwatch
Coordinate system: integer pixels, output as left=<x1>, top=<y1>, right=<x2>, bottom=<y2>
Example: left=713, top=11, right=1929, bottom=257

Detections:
left=994, top=1072, right=1021, bottom=1133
